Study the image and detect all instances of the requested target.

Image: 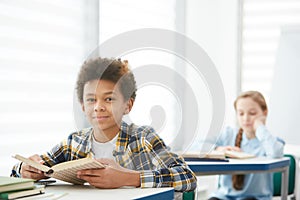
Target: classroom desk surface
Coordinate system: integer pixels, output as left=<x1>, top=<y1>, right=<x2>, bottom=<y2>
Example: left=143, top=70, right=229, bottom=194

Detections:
left=43, top=184, right=174, bottom=200
left=187, top=157, right=290, bottom=200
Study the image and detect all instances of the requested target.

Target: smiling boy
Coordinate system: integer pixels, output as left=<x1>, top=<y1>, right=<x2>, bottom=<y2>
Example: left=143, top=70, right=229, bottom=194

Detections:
left=11, top=57, right=197, bottom=192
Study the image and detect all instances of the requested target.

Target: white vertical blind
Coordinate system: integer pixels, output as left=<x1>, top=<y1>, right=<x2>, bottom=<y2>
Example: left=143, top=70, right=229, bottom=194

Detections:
left=0, top=0, right=92, bottom=175
left=241, top=0, right=300, bottom=101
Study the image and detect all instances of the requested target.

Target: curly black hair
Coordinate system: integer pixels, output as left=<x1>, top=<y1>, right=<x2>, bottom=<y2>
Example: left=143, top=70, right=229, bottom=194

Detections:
left=76, top=57, right=137, bottom=103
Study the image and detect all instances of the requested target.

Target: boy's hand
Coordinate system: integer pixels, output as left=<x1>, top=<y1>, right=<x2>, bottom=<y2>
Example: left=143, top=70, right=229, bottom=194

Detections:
left=77, top=158, right=140, bottom=189
left=20, top=154, right=48, bottom=180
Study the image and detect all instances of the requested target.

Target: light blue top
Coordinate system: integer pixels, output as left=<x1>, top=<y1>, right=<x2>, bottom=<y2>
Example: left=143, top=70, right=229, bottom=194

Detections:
left=209, top=125, right=285, bottom=200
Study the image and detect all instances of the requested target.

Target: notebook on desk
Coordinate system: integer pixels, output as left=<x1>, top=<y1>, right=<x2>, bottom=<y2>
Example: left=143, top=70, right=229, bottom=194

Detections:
left=178, top=151, right=229, bottom=162
left=183, top=157, right=229, bottom=162
left=180, top=150, right=255, bottom=162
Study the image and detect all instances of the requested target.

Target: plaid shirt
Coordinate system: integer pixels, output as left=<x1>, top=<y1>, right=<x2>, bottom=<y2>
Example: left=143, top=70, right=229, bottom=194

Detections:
left=11, top=121, right=197, bottom=192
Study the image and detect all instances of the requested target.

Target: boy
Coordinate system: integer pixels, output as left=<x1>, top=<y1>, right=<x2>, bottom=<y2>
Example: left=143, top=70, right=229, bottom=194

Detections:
left=11, top=57, right=197, bottom=192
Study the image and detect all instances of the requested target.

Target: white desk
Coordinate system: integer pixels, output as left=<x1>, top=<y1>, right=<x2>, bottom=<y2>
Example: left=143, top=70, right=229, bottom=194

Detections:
left=44, top=184, right=174, bottom=200
left=187, top=157, right=290, bottom=200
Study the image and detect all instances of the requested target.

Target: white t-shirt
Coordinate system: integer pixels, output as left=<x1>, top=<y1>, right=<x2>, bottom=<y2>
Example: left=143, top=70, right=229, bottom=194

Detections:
left=91, top=133, right=118, bottom=160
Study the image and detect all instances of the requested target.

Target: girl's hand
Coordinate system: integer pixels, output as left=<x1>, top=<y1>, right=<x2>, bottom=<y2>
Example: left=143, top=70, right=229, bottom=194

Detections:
left=20, top=154, right=48, bottom=180
left=77, top=158, right=140, bottom=189
left=253, top=115, right=267, bottom=131
left=216, top=146, right=241, bottom=152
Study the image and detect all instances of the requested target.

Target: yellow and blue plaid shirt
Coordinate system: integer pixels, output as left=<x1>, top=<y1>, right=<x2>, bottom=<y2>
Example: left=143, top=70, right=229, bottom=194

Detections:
left=12, top=121, right=197, bottom=192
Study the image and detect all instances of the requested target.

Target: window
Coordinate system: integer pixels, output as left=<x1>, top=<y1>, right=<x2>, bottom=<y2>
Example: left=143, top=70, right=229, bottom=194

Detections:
left=241, top=0, right=300, bottom=101
left=0, top=0, right=94, bottom=175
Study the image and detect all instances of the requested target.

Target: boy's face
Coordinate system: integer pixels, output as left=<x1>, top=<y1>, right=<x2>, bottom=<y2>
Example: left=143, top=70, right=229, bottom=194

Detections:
left=81, top=79, right=133, bottom=135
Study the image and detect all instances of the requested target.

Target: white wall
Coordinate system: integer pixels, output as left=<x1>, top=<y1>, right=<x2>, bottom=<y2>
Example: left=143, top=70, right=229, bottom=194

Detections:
left=268, top=27, right=300, bottom=145
left=185, top=0, right=239, bottom=129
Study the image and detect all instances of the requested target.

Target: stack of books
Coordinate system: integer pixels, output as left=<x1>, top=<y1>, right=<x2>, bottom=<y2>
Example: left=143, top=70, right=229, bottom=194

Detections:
left=0, top=176, right=45, bottom=199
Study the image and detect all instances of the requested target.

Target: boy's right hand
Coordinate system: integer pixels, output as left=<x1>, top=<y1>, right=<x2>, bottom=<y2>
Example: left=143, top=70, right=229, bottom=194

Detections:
left=20, top=154, right=48, bottom=180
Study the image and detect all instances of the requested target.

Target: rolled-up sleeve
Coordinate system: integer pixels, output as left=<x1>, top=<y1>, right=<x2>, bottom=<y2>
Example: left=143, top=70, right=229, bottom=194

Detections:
left=137, top=127, right=197, bottom=192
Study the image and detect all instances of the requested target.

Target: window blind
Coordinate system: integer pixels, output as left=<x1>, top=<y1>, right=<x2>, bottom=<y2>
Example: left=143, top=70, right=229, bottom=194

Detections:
left=241, top=0, right=300, bottom=101
left=0, top=0, right=91, bottom=175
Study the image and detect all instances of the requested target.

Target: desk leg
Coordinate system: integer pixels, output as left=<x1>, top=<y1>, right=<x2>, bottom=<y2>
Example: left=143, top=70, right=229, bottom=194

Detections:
left=281, top=166, right=289, bottom=200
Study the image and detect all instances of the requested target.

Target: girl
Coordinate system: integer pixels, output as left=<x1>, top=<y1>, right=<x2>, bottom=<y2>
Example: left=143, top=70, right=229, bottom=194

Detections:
left=209, top=91, right=285, bottom=200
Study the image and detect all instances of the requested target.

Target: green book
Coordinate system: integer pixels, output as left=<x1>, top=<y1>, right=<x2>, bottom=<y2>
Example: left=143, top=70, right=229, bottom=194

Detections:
left=0, top=185, right=45, bottom=199
left=0, top=177, right=34, bottom=193
left=0, top=185, right=45, bottom=200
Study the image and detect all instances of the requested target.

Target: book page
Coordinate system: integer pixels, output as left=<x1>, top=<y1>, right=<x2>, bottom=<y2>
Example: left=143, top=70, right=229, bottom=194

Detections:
left=13, top=154, right=51, bottom=173
left=202, top=150, right=226, bottom=159
left=14, top=155, right=105, bottom=184
left=225, top=151, right=256, bottom=159
left=177, top=151, right=226, bottom=159
left=51, top=158, right=105, bottom=184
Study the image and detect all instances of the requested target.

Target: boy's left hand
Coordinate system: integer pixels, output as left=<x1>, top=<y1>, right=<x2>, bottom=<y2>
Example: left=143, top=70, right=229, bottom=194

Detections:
left=77, top=158, right=140, bottom=189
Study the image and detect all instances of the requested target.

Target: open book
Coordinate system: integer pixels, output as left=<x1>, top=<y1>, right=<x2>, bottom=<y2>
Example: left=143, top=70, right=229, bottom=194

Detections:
left=224, top=150, right=256, bottom=159
left=181, top=150, right=255, bottom=160
left=13, top=154, right=105, bottom=185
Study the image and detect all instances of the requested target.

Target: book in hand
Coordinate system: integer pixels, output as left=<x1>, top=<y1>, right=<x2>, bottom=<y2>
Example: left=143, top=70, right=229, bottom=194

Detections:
left=13, top=154, right=105, bottom=185
left=0, top=176, right=35, bottom=193
left=0, top=185, right=45, bottom=200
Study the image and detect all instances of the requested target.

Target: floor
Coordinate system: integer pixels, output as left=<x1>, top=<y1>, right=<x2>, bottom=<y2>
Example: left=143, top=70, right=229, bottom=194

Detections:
left=196, top=175, right=218, bottom=200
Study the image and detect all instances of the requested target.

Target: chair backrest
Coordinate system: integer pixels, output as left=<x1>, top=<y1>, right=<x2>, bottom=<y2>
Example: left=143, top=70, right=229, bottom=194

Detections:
left=183, top=190, right=195, bottom=200
left=273, top=154, right=296, bottom=196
